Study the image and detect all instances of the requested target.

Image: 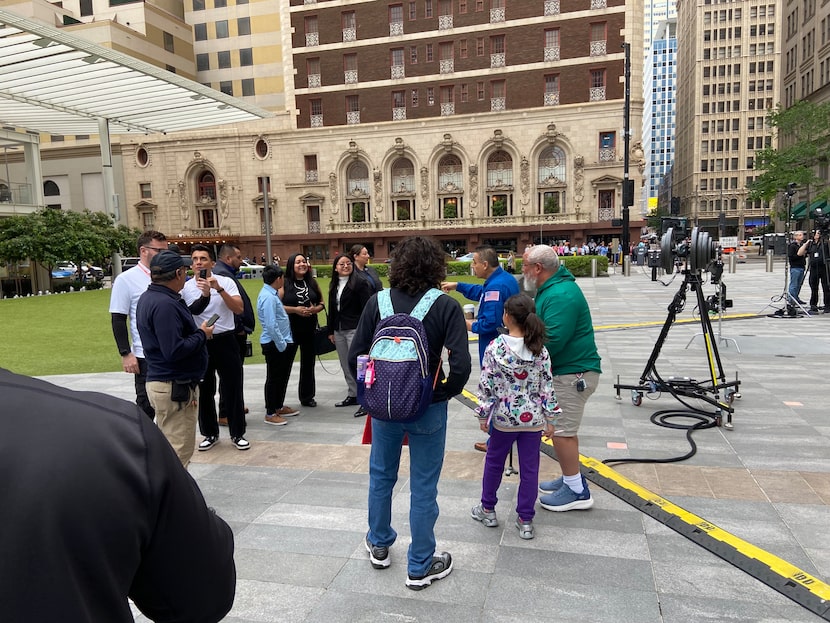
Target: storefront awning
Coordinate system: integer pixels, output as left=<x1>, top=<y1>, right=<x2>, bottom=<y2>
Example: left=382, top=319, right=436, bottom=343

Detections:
left=808, top=198, right=827, bottom=217
left=790, top=201, right=808, bottom=219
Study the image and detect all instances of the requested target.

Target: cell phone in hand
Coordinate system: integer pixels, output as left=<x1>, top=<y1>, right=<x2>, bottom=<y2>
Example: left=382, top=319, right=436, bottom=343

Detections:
left=206, top=313, right=220, bottom=327
left=199, top=269, right=207, bottom=279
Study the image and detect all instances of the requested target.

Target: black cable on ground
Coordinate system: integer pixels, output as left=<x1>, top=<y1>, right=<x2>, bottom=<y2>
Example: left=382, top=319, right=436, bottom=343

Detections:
left=603, top=408, right=720, bottom=466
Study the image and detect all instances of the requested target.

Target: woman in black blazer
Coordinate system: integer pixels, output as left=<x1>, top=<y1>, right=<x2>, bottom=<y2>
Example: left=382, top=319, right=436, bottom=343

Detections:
left=328, top=254, right=373, bottom=416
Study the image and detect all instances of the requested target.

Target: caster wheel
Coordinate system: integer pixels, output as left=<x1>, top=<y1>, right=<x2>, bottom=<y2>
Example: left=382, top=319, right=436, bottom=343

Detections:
left=725, top=391, right=735, bottom=404
left=631, top=391, right=642, bottom=407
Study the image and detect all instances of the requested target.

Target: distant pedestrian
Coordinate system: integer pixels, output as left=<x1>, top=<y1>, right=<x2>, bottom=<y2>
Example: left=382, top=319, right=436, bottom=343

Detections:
left=257, top=264, right=296, bottom=425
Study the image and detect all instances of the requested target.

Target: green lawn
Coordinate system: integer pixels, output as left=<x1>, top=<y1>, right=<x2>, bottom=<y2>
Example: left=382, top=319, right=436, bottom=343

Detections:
left=0, top=274, right=481, bottom=376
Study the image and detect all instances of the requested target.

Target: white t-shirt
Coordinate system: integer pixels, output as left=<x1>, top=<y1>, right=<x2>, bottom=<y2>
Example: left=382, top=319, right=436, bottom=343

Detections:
left=181, top=274, right=240, bottom=334
left=108, top=263, right=152, bottom=358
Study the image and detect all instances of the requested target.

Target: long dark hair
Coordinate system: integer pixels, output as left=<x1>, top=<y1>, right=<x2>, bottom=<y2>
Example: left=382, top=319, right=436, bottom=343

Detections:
left=328, top=253, right=358, bottom=296
left=504, top=293, right=547, bottom=356
left=388, top=236, right=446, bottom=295
left=285, top=253, right=323, bottom=301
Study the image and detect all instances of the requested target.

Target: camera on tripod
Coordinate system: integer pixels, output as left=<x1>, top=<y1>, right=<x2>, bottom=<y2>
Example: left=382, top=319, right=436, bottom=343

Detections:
left=658, top=224, right=716, bottom=274
left=814, top=208, right=830, bottom=237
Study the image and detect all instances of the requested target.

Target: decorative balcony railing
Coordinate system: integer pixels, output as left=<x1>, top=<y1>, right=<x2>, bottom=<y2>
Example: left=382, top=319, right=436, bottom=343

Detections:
left=308, top=73, right=321, bottom=88
left=390, top=21, right=403, bottom=36
left=391, top=65, right=405, bottom=79
left=310, top=114, right=324, bottom=127
left=259, top=223, right=273, bottom=234
left=590, top=40, right=607, bottom=56
left=490, top=97, right=505, bottom=112
left=490, top=53, right=505, bottom=68
left=598, top=147, right=616, bottom=162
left=440, top=102, right=455, bottom=116
left=308, top=221, right=321, bottom=233
left=544, top=0, right=560, bottom=15
left=544, top=46, right=560, bottom=61
left=305, top=170, right=319, bottom=183
left=490, top=7, right=505, bottom=22
left=346, top=111, right=360, bottom=125
left=392, top=107, right=407, bottom=121
left=544, top=92, right=560, bottom=106
left=344, top=70, right=358, bottom=84
left=305, top=32, right=319, bottom=47
left=591, top=0, right=607, bottom=8
left=438, top=15, right=453, bottom=29
left=342, top=27, right=356, bottom=42
left=439, top=59, right=454, bottom=74
left=327, top=213, right=566, bottom=233
left=589, top=86, right=606, bottom=101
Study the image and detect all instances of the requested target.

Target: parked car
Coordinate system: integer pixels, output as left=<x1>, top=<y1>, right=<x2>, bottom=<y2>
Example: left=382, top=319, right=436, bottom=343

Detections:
left=51, top=261, right=103, bottom=281
left=121, top=257, right=140, bottom=270
left=51, top=263, right=76, bottom=279
left=455, top=252, right=475, bottom=262
left=748, top=236, right=763, bottom=247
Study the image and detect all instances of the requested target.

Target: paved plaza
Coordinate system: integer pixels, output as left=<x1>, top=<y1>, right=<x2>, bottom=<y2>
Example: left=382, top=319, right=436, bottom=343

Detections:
left=45, top=257, right=830, bottom=622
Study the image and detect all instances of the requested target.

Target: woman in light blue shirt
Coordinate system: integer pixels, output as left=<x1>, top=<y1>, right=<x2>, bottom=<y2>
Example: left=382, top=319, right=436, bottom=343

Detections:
left=256, top=264, right=296, bottom=426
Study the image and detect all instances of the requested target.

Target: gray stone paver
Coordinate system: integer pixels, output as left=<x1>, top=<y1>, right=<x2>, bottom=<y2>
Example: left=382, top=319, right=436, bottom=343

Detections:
left=44, top=257, right=830, bottom=622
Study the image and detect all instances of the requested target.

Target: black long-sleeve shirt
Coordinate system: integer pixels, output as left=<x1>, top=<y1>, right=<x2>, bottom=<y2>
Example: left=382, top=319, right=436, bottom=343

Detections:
left=0, top=368, right=236, bottom=623
left=348, top=288, right=471, bottom=403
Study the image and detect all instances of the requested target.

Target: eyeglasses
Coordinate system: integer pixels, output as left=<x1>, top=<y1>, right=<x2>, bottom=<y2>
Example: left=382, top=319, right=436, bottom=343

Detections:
left=142, top=245, right=167, bottom=253
left=336, top=262, right=352, bottom=268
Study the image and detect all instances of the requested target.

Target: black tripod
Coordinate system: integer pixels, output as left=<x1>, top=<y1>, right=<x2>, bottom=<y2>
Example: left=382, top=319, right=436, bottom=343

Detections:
left=764, top=187, right=811, bottom=317
left=614, top=268, right=740, bottom=429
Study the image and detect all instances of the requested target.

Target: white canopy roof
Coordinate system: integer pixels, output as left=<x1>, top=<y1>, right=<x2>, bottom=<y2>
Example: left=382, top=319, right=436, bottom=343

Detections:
left=0, top=7, right=272, bottom=136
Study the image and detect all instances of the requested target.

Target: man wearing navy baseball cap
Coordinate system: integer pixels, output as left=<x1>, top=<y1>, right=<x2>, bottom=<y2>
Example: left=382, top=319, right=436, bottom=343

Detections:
left=137, top=250, right=215, bottom=466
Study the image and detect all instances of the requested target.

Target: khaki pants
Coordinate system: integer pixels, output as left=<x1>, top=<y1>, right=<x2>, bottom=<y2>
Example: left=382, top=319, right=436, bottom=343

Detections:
left=147, top=380, right=199, bottom=468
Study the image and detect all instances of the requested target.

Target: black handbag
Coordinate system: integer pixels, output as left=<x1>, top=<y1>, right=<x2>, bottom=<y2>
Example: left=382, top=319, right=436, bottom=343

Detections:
left=314, top=308, right=336, bottom=355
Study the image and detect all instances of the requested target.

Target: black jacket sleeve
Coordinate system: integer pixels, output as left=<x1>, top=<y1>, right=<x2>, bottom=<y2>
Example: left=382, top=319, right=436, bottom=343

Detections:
left=129, top=418, right=236, bottom=623
left=188, top=295, right=210, bottom=316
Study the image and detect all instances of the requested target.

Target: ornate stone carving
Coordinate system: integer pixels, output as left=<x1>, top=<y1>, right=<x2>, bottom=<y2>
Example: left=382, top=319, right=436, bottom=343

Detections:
left=469, top=164, right=478, bottom=209
left=574, top=155, right=585, bottom=203
left=329, top=172, right=339, bottom=214
left=441, top=133, right=455, bottom=153
left=373, top=168, right=383, bottom=213
left=520, top=156, right=530, bottom=206
left=545, top=123, right=561, bottom=144
left=177, top=179, right=188, bottom=220
left=492, top=129, right=505, bottom=150
left=420, top=167, right=429, bottom=212
left=218, top=179, right=229, bottom=220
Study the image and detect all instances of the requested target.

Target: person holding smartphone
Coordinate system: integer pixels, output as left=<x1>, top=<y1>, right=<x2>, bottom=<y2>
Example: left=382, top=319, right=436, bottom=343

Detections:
left=136, top=251, right=214, bottom=466
left=181, top=245, right=249, bottom=452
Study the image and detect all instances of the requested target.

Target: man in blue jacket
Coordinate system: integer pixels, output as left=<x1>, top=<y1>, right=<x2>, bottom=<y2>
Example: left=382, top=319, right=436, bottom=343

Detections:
left=442, top=246, right=519, bottom=452
left=442, top=246, right=519, bottom=364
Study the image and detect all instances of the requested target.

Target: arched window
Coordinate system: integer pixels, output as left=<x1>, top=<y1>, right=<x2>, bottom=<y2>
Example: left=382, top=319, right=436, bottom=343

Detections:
left=391, top=157, right=415, bottom=221
left=198, top=171, right=216, bottom=200
left=538, top=145, right=566, bottom=184
left=43, top=180, right=60, bottom=196
left=438, top=154, right=462, bottom=190
left=486, top=150, right=513, bottom=188
left=346, top=161, right=370, bottom=222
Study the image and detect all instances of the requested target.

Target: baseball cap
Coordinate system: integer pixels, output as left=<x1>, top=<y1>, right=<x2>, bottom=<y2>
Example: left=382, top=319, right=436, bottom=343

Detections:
left=150, top=250, right=192, bottom=275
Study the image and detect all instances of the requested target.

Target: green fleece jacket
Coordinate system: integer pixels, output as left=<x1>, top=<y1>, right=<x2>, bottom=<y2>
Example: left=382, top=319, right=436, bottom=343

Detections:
left=535, top=265, right=602, bottom=375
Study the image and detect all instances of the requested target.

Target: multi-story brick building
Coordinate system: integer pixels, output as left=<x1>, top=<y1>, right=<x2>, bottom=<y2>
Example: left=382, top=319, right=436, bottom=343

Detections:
left=121, top=0, right=646, bottom=261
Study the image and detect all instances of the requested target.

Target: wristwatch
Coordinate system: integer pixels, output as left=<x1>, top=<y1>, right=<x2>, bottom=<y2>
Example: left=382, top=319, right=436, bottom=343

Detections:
left=119, top=348, right=131, bottom=356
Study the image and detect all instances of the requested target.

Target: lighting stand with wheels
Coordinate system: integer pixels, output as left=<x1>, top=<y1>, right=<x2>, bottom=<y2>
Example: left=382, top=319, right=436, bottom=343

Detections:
left=613, top=228, right=740, bottom=429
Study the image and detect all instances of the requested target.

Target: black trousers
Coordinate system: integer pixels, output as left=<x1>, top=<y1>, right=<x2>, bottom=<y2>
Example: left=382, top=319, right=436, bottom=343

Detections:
left=283, top=331, right=316, bottom=404
left=808, top=263, right=830, bottom=309
left=198, top=332, right=245, bottom=439
left=135, top=357, right=155, bottom=420
left=219, top=332, right=248, bottom=418
left=262, top=341, right=294, bottom=413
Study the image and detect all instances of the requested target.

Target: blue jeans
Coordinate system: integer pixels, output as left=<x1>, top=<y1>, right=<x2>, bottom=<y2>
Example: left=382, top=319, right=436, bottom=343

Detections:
left=789, top=266, right=805, bottom=303
left=367, top=402, right=447, bottom=577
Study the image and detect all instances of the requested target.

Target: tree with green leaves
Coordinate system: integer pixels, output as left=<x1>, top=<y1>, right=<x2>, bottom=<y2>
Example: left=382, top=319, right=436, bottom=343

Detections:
left=0, top=209, right=141, bottom=289
left=748, top=100, right=830, bottom=218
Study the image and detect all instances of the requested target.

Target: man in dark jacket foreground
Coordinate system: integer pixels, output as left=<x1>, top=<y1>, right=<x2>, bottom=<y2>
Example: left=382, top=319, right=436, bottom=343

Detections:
left=0, top=367, right=236, bottom=623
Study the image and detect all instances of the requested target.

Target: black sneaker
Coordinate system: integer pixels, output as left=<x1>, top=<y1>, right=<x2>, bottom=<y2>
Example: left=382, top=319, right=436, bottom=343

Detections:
left=198, top=436, right=218, bottom=451
left=405, top=552, right=453, bottom=590
left=364, top=535, right=390, bottom=569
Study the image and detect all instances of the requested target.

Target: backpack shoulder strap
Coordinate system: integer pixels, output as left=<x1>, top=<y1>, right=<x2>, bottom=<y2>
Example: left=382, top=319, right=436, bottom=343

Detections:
left=410, top=288, right=444, bottom=321
left=377, top=289, right=394, bottom=319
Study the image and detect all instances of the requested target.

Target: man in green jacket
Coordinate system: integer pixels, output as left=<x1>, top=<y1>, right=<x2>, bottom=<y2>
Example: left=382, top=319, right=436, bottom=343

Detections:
left=522, top=244, right=602, bottom=511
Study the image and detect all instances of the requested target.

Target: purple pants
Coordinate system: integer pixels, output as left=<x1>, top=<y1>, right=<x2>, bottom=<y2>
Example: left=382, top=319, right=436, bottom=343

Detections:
left=480, top=428, right=542, bottom=522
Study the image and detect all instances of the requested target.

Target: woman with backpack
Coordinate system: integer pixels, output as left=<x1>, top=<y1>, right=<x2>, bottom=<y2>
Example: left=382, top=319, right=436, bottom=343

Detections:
left=279, top=254, right=324, bottom=408
left=327, top=254, right=373, bottom=417
left=470, top=293, right=560, bottom=540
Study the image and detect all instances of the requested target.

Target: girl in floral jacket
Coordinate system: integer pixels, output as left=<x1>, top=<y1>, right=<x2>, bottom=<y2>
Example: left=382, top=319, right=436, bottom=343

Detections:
left=471, top=293, right=560, bottom=540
